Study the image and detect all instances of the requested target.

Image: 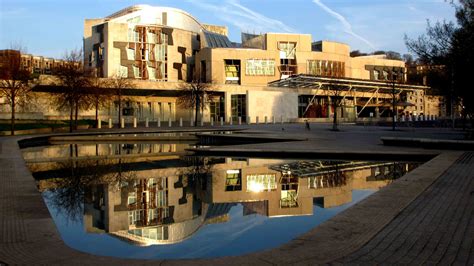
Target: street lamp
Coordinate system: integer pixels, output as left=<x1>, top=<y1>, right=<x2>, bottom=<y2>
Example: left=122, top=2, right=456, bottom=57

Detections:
left=391, top=72, right=398, bottom=131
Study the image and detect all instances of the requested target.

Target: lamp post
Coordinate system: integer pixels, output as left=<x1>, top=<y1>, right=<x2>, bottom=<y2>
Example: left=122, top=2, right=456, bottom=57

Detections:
left=391, top=72, right=398, bottom=131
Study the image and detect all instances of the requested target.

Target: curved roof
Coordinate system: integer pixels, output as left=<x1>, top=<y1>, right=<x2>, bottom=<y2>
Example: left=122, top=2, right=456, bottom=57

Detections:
left=105, top=5, right=205, bottom=33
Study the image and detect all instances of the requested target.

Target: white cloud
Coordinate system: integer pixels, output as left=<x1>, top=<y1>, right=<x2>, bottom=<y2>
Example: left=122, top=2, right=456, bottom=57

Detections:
left=312, top=0, right=375, bottom=50
left=187, top=0, right=296, bottom=34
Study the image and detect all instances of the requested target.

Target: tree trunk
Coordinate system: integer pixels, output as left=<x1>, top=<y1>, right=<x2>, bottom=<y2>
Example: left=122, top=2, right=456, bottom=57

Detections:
left=195, top=96, right=200, bottom=127
left=95, top=100, right=99, bottom=128
left=69, top=102, right=74, bottom=133
left=74, top=102, right=79, bottom=130
left=10, top=94, right=15, bottom=136
left=118, top=93, right=122, bottom=127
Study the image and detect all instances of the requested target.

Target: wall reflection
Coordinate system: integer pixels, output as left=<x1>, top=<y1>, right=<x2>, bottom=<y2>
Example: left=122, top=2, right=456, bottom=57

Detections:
left=27, top=151, right=418, bottom=247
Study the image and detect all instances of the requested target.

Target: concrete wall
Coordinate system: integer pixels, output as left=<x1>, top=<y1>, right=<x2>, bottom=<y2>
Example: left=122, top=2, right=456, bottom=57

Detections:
left=246, top=90, right=298, bottom=122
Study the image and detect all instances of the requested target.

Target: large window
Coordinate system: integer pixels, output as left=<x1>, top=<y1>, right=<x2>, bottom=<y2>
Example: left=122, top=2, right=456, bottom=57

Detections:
left=247, top=174, right=277, bottom=192
left=210, top=96, right=225, bottom=122
left=246, top=59, right=275, bottom=76
left=278, top=42, right=296, bottom=59
left=224, top=59, right=241, bottom=84
left=231, top=94, right=247, bottom=122
left=225, top=170, right=241, bottom=191
left=307, top=60, right=345, bottom=77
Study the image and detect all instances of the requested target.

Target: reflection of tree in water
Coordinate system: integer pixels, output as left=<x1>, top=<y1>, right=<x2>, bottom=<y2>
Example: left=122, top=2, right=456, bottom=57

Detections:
left=45, top=157, right=136, bottom=222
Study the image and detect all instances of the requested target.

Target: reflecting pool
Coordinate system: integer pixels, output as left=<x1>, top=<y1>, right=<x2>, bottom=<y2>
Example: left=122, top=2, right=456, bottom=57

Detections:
left=23, top=143, right=420, bottom=259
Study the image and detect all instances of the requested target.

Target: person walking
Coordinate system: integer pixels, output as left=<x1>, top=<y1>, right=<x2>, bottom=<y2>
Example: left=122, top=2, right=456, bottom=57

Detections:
left=305, top=120, right=310, bottom=130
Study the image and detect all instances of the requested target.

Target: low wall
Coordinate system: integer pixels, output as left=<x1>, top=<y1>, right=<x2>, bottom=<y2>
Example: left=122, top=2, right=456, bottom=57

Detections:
left=0, top=112, right=45, bottom=120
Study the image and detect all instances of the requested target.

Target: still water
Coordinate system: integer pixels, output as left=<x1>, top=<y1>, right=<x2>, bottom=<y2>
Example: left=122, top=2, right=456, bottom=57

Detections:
left=23, top=143, right=420, bottom=259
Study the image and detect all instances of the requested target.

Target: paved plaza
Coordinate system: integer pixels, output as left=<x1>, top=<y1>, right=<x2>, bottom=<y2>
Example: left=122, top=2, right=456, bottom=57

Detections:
left=0, top=123, right=472, bottom=265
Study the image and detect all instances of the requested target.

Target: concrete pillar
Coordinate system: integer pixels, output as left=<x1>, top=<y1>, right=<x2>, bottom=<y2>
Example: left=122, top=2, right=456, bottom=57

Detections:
left=133, top=117, right=137, bottom=128
left=238, top=117, right=242, bottom=125
left=220, top=117, right=224, bottom=126
left=225, top=92, right=232, bottom=124
left=121, top=118, right=125, bottom=129
left=168, top=118, right=172, bottom=127
left=108, top=118, right=113, bottom=129
left=98, top=119, right=102, bottom=129
left=157, top=118, right=161, bottom=127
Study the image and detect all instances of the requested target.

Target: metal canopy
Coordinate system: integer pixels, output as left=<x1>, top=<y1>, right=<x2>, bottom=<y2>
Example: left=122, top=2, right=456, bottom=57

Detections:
left=268, top=74, right=428, bottom=94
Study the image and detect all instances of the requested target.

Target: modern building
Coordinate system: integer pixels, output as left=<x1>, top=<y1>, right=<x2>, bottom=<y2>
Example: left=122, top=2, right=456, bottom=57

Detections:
left=79, top=4, right=431, bottom=124
left=1, top=4, right=443, bottom=123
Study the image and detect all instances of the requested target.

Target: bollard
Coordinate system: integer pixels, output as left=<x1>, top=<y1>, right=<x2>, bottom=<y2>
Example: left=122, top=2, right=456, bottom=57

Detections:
left=256, top=116, right=259, bottom=124
left=157, top=118, right=161, bottom=127
left=220, top=117, right=223, bottom=126
left=264, top=116, right=268, bottom=124
left=98, top=119, right=102, bottom=129
left=133, top=117, right=137, bottom=128
left=108, top=118, right=113, bottom=129
left=145, top=118, right=149, bottom=128
left=200, top=120, right=204, bottom=127
left=272, top=116, right=275, bottom=124
left=401, top=115, right=405, bottom=122
left=229, top=116, right=233, bottom=125
left=179, top=118, right=183, bottom=127
left=238, top=117, right=242, bottom=125
left=168, top=118, right=172, bottom=127
left=121, top=118, right=125, bottom=129
left=190, top=119, right=194, bottom=127
left=281, top=115, right=284, bottom=124
left=211, top=119, right=214, bottom=126
left=247, top=116, right=251, bottom=125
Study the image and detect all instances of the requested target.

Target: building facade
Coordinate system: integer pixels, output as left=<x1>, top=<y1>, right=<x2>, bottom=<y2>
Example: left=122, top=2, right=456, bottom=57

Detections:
left=1, top=5, right=443, bottom=122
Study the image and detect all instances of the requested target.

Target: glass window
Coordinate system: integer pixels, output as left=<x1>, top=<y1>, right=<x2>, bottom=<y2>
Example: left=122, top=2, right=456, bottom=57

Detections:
left=231, top=94, right=246, bottom=122
left=128, top=192, right=137, bottom=205
left=246, top=59, right=275, bottom=76
left=247, top=174, right=277, bottom=192
left=126, top=48, right=135, bottom=60
left=307, top=60, right=345, bottom=77
left=224, top=59, right=241, bottom=84
left=225, top=170, right=242, bottom=191
left=133, top=65, right=141, bottom=78
left=278, top=42, right=296, bottom=59
left=280, top=190, right=298, bottom=208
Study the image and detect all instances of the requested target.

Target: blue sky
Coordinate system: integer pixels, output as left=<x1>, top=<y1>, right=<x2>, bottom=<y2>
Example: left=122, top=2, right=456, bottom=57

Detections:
left=0, top=0, right=456, bottom=59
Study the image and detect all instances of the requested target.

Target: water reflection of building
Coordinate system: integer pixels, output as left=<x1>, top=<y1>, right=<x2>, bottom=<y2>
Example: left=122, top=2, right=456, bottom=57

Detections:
left=31, top=154, right=417, bottom=246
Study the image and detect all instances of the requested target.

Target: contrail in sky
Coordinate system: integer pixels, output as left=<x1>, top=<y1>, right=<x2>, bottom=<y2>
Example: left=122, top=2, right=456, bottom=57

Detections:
left=313, top=0, right=375, bottom=50
left=187, top=0, right=296, bottom=34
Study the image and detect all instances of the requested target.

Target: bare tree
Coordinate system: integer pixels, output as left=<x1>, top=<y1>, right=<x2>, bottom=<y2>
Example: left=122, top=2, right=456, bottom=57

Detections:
left=177, top=77, right=214, bottom=126
left=324, top=80, right=347, bottom=131
left=0, top=48, right=32, bottom=135
left=54, top=49, right=88, bottom=132
left=85, top=72, right=113, bottom=128
left=109, top=73, right=134, bottom=127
